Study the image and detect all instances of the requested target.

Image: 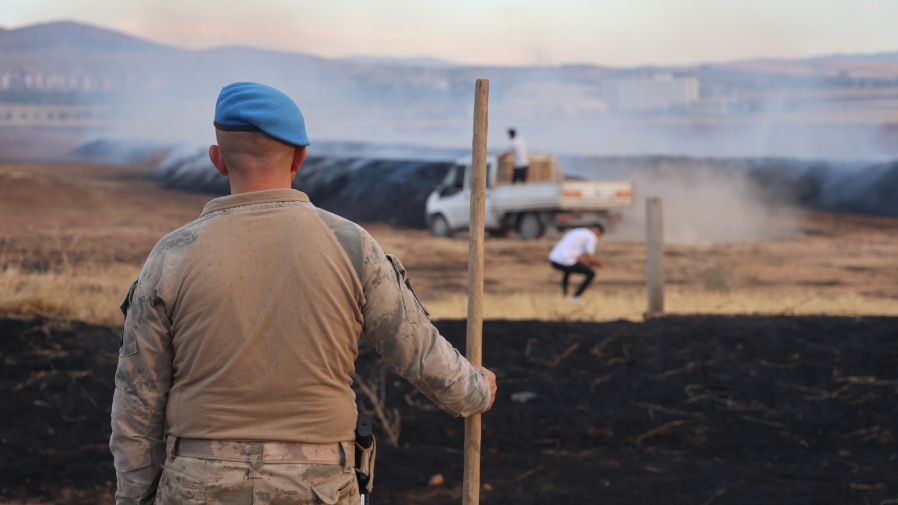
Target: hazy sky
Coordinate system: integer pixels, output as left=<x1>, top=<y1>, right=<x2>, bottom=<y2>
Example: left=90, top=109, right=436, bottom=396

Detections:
left=4, top=0, right=898, bottom=67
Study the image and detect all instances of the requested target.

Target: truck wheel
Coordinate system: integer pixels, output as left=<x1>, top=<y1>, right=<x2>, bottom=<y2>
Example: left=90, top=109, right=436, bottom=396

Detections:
left=518, top=213, right=543, bottom=240
left=429, top=214, right=452, bottom=237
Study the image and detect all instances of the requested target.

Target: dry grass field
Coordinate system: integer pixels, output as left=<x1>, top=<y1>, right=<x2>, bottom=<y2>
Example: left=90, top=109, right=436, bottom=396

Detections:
left=423, top=289, right=898, bottom=321
left=1, top=160, right=897, bottom=326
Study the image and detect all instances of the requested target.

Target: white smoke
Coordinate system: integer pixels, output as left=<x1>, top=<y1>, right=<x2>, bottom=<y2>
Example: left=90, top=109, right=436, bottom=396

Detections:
left=567, top=157, right=801, bottom=244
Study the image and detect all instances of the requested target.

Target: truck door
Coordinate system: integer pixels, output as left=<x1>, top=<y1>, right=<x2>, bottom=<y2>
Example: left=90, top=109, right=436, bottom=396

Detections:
left=436, top=164, right=470, bottom=230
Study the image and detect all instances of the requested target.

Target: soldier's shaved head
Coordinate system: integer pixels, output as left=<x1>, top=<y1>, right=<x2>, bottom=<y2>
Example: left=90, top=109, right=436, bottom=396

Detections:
left=215, top=130, right=296, bottom=175
left=209, top=131, right=307, bottom=194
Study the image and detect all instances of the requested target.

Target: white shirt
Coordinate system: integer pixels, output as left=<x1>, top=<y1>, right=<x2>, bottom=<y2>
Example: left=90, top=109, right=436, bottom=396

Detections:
left=506, top=137, right=530, bottom=168
left=548, top=228, right=598, bottom=266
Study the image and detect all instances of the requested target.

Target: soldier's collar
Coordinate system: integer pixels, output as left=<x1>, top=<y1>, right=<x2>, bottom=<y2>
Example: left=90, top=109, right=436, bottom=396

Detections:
left=200, top=189, right=310, bottom=217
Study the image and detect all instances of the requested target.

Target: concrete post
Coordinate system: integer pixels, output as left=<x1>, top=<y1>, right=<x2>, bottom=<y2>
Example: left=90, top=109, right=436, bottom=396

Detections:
left=646, top=197, right=664, bottom=316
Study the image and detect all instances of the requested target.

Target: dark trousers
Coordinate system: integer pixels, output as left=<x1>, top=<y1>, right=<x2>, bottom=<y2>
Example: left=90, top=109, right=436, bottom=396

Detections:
left=551, top=261, right=595, bottom=297
left=512, top=166, right=529, bottom=183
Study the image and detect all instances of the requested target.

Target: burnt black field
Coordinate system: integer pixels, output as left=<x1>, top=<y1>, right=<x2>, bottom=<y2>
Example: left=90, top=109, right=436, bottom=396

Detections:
left=2, top=315, right=897, bottom=504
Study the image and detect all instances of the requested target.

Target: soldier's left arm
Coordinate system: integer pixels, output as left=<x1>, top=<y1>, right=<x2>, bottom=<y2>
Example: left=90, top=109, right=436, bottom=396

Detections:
left=315, top=210, right=490, bottom=416
left=109, top=274, right=173, bottom=505
left=356, top=233, right=490, bottom=417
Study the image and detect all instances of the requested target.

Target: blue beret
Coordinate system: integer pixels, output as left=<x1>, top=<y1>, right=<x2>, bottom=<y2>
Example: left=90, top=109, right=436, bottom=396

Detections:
left=214, top=82, right=310, bottom=147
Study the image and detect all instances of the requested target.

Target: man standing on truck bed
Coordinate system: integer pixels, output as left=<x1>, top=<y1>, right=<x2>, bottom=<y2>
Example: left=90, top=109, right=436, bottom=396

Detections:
left=110, top=82, right=497, bottom=505
left=548, top=224, right=606, bottom=303
left=506, top=128, right=530, bottom=183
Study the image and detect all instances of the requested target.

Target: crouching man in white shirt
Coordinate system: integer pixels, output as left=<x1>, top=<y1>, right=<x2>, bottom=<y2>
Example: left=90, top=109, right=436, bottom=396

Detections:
left=548, top=224, right=606, bottom=303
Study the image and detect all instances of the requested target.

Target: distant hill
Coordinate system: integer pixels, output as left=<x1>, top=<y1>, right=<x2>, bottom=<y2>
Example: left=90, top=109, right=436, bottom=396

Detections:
left=0, top=21, right=171, bottom=53
left=340, top=55, right=461, bottom=68
left=4, top=20, right=898, bottom=73
left=813, top=52, right=898, bottom=63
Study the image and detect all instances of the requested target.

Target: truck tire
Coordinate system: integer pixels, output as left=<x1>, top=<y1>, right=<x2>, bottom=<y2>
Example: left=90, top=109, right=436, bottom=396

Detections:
left=518, top=213, right=543, bottom=241
left=429, top=214, right=452, bottom=238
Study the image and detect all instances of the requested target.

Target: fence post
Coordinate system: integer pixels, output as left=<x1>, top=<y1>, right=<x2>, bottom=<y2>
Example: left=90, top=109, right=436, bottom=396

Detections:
left=646, top=197, right=664, bottom=316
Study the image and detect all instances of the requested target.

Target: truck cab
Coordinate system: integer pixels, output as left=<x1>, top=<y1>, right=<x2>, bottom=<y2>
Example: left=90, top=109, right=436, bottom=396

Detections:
left=426, top=156, right=499, bottom=236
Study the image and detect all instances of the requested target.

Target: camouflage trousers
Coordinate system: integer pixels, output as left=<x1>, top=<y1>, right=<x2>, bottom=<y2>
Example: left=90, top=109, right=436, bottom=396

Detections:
left=155, top=444, right=360, bottom=505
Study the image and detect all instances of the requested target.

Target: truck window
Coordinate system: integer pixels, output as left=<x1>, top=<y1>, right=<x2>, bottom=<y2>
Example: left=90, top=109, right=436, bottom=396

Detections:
left=440, top=165, right=466, bottom=196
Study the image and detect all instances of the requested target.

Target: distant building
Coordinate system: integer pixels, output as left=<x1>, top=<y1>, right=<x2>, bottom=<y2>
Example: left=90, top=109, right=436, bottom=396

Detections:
left=498, top=81, right=607, bottom=120
left=0, top=104, right=117, bottom=126
left=0, top=69, right=131, bottom=93
left=602, top=74, right=699, bottom=113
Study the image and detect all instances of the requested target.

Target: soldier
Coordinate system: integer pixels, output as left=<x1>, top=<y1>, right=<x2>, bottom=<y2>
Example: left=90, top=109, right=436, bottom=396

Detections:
left=110, top=82, right=497, bottom=505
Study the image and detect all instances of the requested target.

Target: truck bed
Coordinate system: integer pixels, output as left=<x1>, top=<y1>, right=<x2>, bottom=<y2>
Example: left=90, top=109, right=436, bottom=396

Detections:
left=491, top=180, right=634, bottom=213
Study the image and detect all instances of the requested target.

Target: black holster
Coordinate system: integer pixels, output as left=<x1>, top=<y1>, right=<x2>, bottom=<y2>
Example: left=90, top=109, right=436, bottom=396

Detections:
left=355, top=414, right=376, bottom=501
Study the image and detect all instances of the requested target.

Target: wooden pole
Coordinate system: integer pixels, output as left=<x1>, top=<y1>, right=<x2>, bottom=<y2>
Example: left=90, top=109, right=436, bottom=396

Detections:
left=463, top=78, right=488, bottom=505
left=646, top=197, right=664, bottom=316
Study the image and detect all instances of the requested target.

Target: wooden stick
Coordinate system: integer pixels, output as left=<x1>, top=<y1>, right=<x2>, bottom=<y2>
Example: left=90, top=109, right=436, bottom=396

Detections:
left=463, top=78, right=488, bottom=505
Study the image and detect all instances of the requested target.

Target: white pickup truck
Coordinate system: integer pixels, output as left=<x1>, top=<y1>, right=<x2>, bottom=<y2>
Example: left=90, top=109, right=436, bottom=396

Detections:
left=425, top=154, right=634, bottom=240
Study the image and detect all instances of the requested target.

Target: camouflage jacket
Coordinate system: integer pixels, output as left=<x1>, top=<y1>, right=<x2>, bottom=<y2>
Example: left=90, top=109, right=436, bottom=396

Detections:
left=109, top=189, right=490, bottom=505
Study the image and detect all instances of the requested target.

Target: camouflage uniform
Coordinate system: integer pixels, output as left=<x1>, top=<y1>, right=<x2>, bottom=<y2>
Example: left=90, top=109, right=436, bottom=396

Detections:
left=110, top=189, right=489, bottom=504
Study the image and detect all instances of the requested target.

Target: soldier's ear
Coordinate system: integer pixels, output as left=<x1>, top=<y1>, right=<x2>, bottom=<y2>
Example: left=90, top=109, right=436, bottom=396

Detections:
left=209, top=145, right=229, bottom=177
left=290, top=146, right=307, bottom=176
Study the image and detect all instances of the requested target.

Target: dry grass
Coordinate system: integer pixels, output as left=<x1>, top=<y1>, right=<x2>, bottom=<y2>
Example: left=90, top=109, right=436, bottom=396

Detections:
left=0, top=263, right=139, bottom=327
left=1, top=262, right=895, bottom=327
left=422, top=289, right=898, bottom=322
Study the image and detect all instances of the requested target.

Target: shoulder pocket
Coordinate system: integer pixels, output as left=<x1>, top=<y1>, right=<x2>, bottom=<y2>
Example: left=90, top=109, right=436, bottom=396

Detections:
left=119, top=280, right=139, bottom=356
left=120, top=279, right=138, bottom=318
left=385, top=254, right=431, bottom=325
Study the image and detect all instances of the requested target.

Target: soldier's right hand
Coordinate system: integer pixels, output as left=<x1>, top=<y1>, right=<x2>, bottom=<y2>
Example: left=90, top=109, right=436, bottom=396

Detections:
left=472, top=365, right=497, bottom=412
